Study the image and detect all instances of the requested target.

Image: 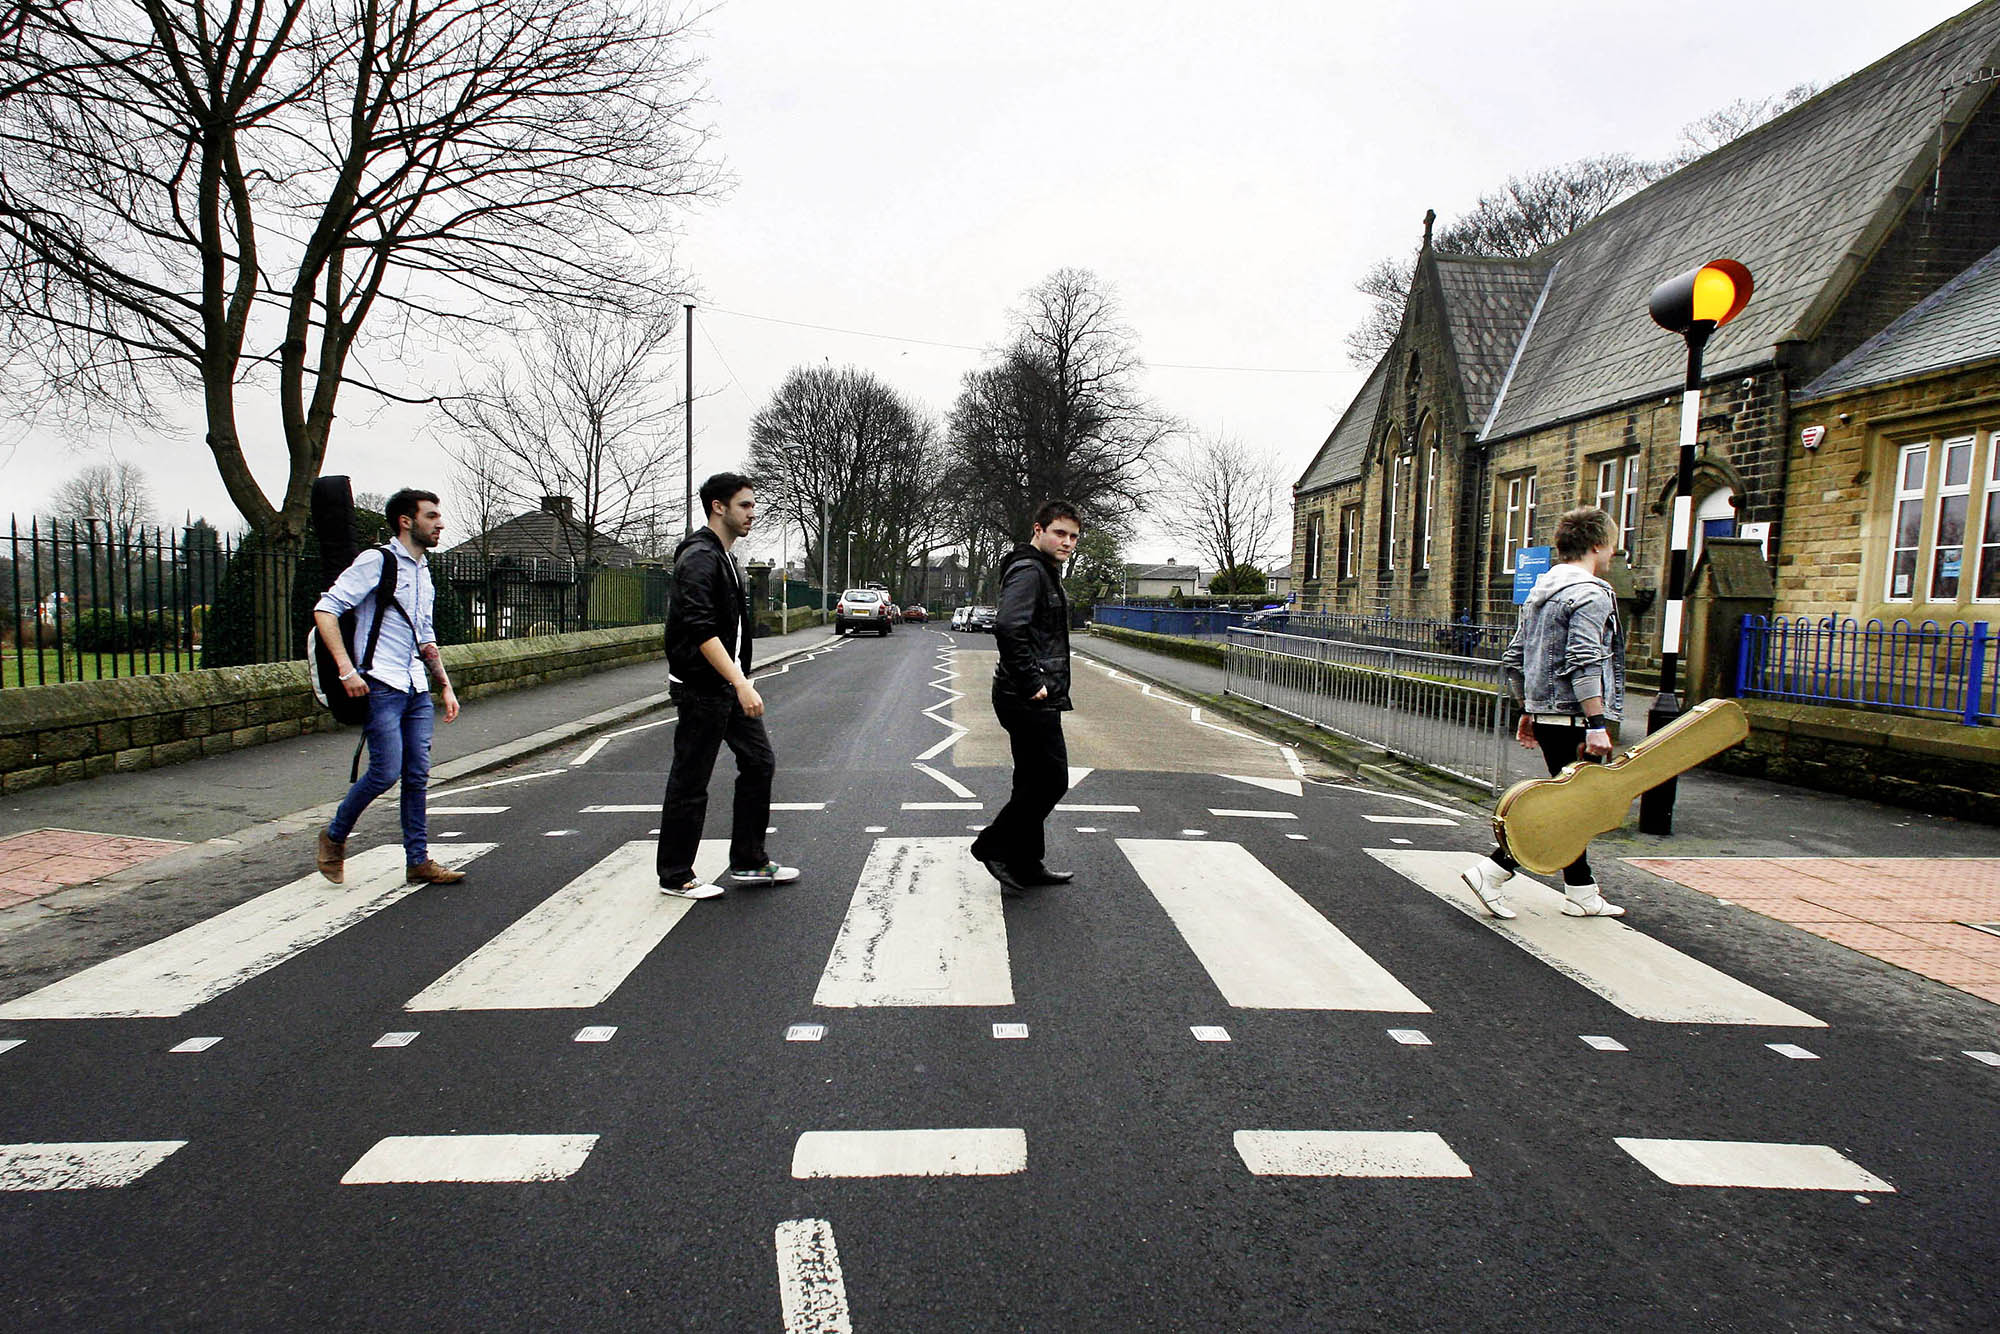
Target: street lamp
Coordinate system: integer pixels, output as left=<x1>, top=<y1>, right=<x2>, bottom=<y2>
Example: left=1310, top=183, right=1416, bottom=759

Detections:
left=1639, top=258, right=1752, bottom=835
left=845, top=530, right=855, bottom=594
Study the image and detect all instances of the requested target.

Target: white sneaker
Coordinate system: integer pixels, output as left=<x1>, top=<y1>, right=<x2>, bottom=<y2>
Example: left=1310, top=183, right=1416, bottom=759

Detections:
left=1561, top=884, right=1626, bottom=917
left=662, top=879, right=724, bottom=900
left=1459, top=858, right=1518, bottom=919
left=727, top=862, right=800, bottom=886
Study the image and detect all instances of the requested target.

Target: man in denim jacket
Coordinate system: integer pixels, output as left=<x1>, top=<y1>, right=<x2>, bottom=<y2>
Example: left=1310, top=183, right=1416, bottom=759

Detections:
left=1462, top=506, right=1628, bottom=919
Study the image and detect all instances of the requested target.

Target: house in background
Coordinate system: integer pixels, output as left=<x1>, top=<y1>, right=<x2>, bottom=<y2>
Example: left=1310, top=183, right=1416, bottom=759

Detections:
left=1289, top=1, right=2000, bottom=674
left=1123, top=559, right=1206, bottom=599
left=439, top=495, right=659, bottom=637
left=1264, top=561, right=1293, bottom=600
left=445, top=495, right=646, bottom=569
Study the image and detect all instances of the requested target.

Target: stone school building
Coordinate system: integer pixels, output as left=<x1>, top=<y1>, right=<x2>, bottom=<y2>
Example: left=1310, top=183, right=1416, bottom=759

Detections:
left=1290, top=1, right=2000, bottom=677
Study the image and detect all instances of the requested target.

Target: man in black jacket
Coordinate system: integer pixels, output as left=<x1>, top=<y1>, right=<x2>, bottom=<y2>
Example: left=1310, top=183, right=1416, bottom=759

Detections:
left=656, top=472, right=799, bottom=899
left=970, top=499, right=1083, bottom=891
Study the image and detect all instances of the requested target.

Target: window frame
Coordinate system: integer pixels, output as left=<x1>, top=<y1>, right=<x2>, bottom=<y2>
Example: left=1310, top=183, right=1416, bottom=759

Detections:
left=1302, top=510, right=1324, bottom=583
left=1500, top=472, right=1537, bottom=574
left=1594, top=451, right=1640, bottom=554
left=1338, top=504, right=1359, bottom=580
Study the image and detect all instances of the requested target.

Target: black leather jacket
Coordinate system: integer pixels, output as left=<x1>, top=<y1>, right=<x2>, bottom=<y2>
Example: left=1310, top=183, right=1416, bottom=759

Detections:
left=664, top=527, right=752, bottom=696
left=990, top=543, right=1071, bottom=711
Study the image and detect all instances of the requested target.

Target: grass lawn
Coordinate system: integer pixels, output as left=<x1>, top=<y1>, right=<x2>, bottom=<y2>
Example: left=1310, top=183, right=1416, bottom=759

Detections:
left=1, top=649, right=206, bottom=689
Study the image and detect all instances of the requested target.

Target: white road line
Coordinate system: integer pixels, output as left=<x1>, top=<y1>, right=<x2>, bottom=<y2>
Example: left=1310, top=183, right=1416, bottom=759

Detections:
left=340, top=1133, right=598, bottom=1184
left=912, top=763, right=976, bottom=799
left=1055, top=803, right=1141, bottom=813
left=1119, top=839, right=1429, bottom=1012
left=1280, top=746, right=1306, bottom=779
left=791, top=1128, right=1026, bottom=1178
left=169, top=1036, right=222, bottom=1053
left=1373, top=849, right=1827, bottom=1026
left=569, top=738, right=610, bottom=766
left=406, top=840, right=728, bottom=1011
left=815, top=838, right=1013, bottom=1007
left=772, top=802, right=828, bottom=811
left=0, top=1141, right=187, bottom=1190
left=1223, top=774, right=1304, bottom=797
left=1767, top=1043, right=1819, bottom=1060
left=1362, top=814, right=1457, bottom=826
left=0, top=1040, right=21, bottom=1056
left=1324, top=785, right=1463, bottom=816
left=1615, top=1138, right=1893, bottom=1191
left=1581, top=1035, right=1629, bottom=1051
left=580, top=805, right=656, bottom=813
left=1234, top=1130, right=1472, bottom=1178
left=430, top=769, right=565, bottom=800
left=1208, top=808, right=1299, bottom=820
left=428, top=806, right=510, bottom=816
left=901, top=801, right=983, bottom=810
left=915, top=726, right=966, bottom=761
left=0, top=844, right=495, bottom=1020
left=603, top=717, right=675, bottom=739
left=776, top=1219, right=854, bottom=1334
left=1968, top=1050, right=2000, bottom=1066
left=1068, top=766, right=1094, bottom=789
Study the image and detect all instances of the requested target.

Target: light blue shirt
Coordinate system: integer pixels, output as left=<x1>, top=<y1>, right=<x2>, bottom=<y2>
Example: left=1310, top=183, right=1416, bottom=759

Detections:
left=315, top=542, right=436, bottom=694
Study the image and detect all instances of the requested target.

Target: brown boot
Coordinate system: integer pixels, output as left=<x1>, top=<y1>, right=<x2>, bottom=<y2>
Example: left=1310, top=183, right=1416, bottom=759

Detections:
left=405, top=859, right=465, bottom=885
left=316, top=830, right=346, bottom=884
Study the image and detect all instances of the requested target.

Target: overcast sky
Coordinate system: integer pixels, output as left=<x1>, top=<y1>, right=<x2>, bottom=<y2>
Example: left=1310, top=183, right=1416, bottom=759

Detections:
left=0, top=0, right=1976, bottom=566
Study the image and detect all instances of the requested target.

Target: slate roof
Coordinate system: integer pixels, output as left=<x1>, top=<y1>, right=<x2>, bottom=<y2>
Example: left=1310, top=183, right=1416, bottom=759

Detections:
left=443, top=508, right=643, bottom=567
left=1802, top=242, right=2000, bottom=396
left=1125, top=562, right=1204, bottom=581
left=1481, top=1, right=2000, bottom=440
left=1432, top=254, right=1550, bottom=429
left=1296, top=351, right=1392, bottom=493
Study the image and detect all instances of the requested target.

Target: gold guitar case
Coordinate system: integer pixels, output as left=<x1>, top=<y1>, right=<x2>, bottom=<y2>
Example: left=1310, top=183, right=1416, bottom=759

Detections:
left=1493, top=698, right=1750, bottom=874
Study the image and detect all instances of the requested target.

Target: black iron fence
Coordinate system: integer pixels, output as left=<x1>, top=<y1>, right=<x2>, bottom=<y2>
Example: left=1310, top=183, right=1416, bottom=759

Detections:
left=3, top=517, right=675, bottom=690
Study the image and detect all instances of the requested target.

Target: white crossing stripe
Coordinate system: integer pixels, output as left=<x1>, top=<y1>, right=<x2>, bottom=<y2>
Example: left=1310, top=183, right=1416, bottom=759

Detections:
left=1362, top=815, right=1458, bottom=826
left=776, top=1219, right=854, bottom=1334
left=1614, top=1138, right=1893, bottom=1191
left=771, top=802, right=828, bottom=811
left=340, top=1133, right=598, bottom=1184
left=1373, top=850, right=1827, bottom=1027
left=428, top=806, right=509, bottom=815
left=1067, top=766, right=1094, bottom=789
left=406, top=841, right=728, bottom=1011
left=1207, top=808, right=1298, bottom=820
left=815, top=838, right=1012, bottom=1006
left=1234, top=1130, right=1472, bottom=1178
left=791, top=1128, right=1026, bottom=1178
left=0, top=1040, right=21, bottom=1056
left=1767, top=1043, right=1820, bottom=1060
left=0, top=1140, right=187, bottom=1190
left=1055, top=803, right=1141, bottom=813
left=1223, top=774, right=1304, bottom=797
left=901, top=801, right=982, bottom=810
left=1967, top=1050, right=2000, bottom=1066
left=0, top=844, right=495, bottom=1020
left=579, top=805, right=656, bottom=813
left=913, top=763, right=976, bottom=799
left=1119, top=839, right=1429, bottom=1012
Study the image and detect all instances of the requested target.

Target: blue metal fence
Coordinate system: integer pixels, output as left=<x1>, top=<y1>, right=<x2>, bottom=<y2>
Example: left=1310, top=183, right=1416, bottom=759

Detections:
left=1736, top=614, right=1998, bottom=725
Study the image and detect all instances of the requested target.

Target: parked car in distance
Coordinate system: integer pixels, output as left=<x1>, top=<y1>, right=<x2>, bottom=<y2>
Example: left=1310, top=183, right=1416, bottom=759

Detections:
left=834, top=588, right=894, bottom=636
left=967, top=605, right=997, bottom=632
left=950, top=606, right=972, bottom=630
left=904, top=604, right=928, bottom=623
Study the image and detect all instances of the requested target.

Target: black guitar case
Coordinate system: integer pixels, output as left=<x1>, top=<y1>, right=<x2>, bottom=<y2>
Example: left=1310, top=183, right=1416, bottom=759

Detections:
left=307, top=476, right=371, bottom=726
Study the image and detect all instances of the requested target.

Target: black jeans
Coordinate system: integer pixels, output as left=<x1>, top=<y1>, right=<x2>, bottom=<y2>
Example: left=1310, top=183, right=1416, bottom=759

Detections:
left=656, top=691, right=775, bottom=885
left=1490, top=719, right=1604, bottom=887
left=970, top=695, right=1067, bottom=870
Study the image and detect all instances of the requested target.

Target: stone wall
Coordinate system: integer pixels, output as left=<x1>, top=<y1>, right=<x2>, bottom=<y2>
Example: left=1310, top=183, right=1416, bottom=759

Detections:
left=0, top=625, right=664, bottom=793
left=1711, top=697, right=2000, bottom=823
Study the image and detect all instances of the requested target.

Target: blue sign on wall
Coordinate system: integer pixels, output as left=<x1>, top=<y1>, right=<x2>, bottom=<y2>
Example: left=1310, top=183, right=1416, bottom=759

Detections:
left=1512, top=546, right=1552, bottom=603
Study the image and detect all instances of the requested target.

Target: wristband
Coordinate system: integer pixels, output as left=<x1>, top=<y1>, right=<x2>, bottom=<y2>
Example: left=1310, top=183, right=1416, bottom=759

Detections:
left=1583, top=714, right=1608, bottom=731
left=339, top=669, right=359, bottom=682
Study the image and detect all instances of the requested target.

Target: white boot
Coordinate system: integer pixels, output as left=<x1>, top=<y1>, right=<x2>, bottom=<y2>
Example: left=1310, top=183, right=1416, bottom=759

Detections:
left=1562, top=882, right=1626, bottom=917
left=1459, top=857, right=1518, bottom=919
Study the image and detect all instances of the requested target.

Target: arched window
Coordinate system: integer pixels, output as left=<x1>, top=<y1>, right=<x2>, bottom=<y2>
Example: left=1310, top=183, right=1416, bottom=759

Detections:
left=1414, top=417, right=1439, bottom=572
left=1379, top=428, right=1400, bottom=572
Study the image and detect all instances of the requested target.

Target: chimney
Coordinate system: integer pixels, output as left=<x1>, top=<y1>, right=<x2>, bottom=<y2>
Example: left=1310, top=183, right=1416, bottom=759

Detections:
left=541, top=496, right=574, bottom=521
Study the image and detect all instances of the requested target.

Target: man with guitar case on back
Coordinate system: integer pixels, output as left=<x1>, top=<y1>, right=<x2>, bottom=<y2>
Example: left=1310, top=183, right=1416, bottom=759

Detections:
left=309, top=484, right=462, bottom=887
left=1462, top=506, right=1628, bottom=920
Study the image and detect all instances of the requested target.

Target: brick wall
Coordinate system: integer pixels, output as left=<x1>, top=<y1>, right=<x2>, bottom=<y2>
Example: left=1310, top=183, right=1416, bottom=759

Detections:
left=0, top=625, right=665, bottom=793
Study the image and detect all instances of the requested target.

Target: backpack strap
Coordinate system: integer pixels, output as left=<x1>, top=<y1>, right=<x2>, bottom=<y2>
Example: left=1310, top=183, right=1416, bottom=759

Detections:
left=355, top=544, right=412, bottom=673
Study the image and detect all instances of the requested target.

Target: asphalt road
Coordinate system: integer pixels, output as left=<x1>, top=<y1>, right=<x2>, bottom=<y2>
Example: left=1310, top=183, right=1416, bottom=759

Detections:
left=3, top=625, right=1998, bottom=1332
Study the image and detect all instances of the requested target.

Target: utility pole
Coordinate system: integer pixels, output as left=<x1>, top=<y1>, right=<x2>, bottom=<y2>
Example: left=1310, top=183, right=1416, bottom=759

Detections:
left=684, top=302, right=695, bottom=534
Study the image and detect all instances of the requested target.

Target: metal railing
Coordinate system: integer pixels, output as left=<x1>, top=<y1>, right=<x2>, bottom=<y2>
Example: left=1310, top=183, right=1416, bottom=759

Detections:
left=1737, top=614, right=1999, bottom=725
left=1224, top=628, right=1511, bottom=790
left=431, top=551, right=670, bottom=640
left=1096, top=602, right=1515, bottom=658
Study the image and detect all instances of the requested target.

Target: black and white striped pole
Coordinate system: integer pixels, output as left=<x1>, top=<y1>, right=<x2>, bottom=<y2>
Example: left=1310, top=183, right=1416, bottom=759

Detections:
left=1639, top=259, right=1752, bottom=835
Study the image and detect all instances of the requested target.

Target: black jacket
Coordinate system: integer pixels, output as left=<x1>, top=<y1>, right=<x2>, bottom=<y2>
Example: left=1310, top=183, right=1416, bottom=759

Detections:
left=990, top=543, right=1071, bottom=710
left=664, top=527, right=753, bottom=696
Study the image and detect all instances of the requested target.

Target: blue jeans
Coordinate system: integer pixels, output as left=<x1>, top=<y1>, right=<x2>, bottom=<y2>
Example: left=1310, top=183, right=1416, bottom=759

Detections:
left=328, top=680, right=433, bottom=866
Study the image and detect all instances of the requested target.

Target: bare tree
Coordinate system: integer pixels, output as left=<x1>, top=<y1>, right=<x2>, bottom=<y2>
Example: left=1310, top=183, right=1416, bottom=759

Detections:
left=447, top=438, right=514, bottom=566
left=1669, top=83, right=1821, bottom=167
left=48, top=459, right=154, bottom=531
left=0, top=0, right=719, bottom=563
left=748, top=364, right=944, bottom=599
left=1168, top=434, right=1285, bottom=584
left=441, top=302, right=682, bottom=573
left=947, top=269, right=1175, bottom=547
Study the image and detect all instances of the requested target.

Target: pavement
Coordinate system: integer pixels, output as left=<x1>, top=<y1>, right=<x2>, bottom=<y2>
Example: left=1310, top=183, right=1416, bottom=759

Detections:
left=5, top=621, right=2000, bottom=1009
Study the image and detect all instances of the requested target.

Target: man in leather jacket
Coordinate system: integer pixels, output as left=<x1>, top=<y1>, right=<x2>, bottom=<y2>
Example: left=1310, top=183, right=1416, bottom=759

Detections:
left=970, top=499, right=1083, bottom=891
